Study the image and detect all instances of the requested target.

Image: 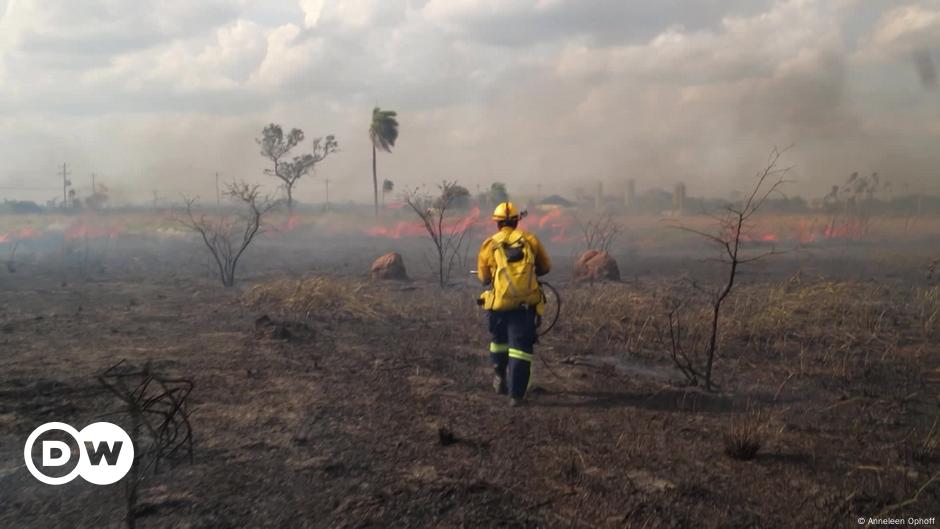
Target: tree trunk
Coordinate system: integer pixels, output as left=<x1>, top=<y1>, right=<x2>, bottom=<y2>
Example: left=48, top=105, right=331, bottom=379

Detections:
left=438, top=247, right=445, bottom=288
left=286, top=184, right=293, bottom=212
left=704, top=219, right=742, bottom=391
left=372, top=144, right=379, bottom=217
left=222, top=266, right=235, bottom=287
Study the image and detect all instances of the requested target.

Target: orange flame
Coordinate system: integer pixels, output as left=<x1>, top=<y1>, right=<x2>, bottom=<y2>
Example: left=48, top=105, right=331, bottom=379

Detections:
left=366, top=207, right=483, bottom=239
left=743, top=218, right=869, bottom=244
left=62, top=221, right=122, bottom=241
left=365, top=206, right=577, bottom=242
left=0, top=226, right=40, bottom=244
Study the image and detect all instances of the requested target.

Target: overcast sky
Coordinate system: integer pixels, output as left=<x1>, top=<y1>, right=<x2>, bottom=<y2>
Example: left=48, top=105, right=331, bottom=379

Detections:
left=1, top=0, right=939, bottom=205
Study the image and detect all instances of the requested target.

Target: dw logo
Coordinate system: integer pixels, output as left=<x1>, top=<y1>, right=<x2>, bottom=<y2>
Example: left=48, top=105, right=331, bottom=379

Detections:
left=23, top=422, right=134, bottom=485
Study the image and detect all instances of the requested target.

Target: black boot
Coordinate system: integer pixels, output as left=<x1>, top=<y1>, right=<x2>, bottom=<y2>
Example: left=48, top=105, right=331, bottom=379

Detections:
left=492, top=366, right=508, bottom=395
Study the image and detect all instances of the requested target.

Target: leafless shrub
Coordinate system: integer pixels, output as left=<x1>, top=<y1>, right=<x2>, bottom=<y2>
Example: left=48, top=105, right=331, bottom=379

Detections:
left=672, top=147, right=792, bottom=390
left=546, top=273, right=937, bottom=390
left=178, top=181, right=280, bottom=287
left=576, top=213, right=621, bottom=252
left=98, top=360, right=194, bottom=529
left=403, top=181, right=474, bottom=288
left=723, top=407, right=768, bottom=461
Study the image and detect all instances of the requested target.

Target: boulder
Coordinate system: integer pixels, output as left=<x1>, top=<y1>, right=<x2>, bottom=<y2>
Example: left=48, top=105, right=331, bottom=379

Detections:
left=371, top=252, right=408, bottom=281
left=574, top=250, right=620, bottom=282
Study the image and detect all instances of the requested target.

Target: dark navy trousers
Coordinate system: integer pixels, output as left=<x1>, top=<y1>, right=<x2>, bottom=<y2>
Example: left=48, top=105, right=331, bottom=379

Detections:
left=487, top=307, right=537, bottom=399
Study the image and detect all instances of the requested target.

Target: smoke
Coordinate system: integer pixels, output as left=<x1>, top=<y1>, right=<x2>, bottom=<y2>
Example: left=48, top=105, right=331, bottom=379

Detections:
left=914, top=48, right=938, bottom=90
left=1, top=1, right=940, bottom=204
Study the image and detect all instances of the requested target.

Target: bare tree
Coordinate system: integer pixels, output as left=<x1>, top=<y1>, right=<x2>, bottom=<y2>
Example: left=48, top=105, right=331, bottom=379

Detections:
left=258, top=124, right=337, bottom=210
left=577, top=213, right=621, bottom=252
left=673, top=147, right=791, bottom=390
left=179, top=182, right=279, bottom=287
left=404, top=181, right=474, bottom=288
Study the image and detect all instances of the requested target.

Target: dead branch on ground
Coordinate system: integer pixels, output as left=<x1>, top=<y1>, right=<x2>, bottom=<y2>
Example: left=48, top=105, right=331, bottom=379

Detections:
left=98, top=360, right=194, bottom=529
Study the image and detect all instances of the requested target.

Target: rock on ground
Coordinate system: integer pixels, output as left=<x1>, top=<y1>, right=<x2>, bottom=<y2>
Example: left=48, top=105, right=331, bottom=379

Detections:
left=371, top=252, right=409, bottom=281
left=573, top=250, right=620, bottom=282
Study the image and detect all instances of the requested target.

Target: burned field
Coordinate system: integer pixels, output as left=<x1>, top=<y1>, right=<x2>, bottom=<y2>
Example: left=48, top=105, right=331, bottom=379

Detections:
left=0, top=214, right=938, bottom=529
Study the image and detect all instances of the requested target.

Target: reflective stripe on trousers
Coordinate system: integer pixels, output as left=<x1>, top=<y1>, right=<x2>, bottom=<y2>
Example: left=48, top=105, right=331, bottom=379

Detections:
left=508, top=348, right=533, bottom=362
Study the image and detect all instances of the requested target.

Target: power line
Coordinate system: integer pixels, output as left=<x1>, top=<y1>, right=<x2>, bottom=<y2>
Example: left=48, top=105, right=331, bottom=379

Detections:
left=60, top=163, right=71, bottom=209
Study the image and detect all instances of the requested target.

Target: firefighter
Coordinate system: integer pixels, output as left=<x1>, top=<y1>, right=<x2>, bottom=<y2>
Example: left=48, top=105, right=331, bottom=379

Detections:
left=477, top=202, right=551, bottom=406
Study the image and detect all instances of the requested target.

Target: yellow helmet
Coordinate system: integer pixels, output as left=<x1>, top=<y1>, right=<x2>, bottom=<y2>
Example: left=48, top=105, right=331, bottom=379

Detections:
left=492, top=202, right=520, bottom=221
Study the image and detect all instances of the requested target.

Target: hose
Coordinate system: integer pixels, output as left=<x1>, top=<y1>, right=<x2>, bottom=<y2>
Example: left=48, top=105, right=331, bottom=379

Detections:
left=537, top=281, right=561, bottom=337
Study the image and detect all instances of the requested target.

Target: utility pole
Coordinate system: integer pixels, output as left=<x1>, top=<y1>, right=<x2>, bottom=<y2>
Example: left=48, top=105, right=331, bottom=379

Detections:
left=324, top=178, right=330, bottom=211
left=60, top=163, right=71, bottom=209
left=215, top=172, right=221, bottom=206
left=91, top=172, right=96, bottom=195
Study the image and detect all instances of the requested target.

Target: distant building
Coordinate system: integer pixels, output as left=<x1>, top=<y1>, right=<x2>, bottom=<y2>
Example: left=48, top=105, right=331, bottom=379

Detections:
left=539, top=194, right=575, bottom=207
left=673, top=183, right=686, bottom=214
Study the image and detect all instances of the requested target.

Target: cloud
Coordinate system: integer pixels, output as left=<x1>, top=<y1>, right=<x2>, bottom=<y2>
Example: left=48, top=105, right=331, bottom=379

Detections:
left=0, top=0, right=255, bottom=112
left=492, top=0, right=856, bottom=190
left=2, top=0, right=940, bottom=205
left=0, top=0, right=243, bottom=58
left=858, top=3, right=940, bottom=60
left=84, top=19, right=269, bottom=94
left=873, top=4, right=940, bottom=51
left=422, top=0, right=776, bottom=47
left=300, top=0, right=408, bottom=30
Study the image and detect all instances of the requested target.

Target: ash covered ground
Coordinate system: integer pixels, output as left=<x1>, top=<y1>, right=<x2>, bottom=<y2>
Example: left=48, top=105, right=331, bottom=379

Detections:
left=0, top=210, right=938, bottom=528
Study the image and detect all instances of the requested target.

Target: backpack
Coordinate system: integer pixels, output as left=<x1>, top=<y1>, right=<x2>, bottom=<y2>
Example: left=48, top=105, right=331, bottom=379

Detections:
left=482, top=230, right=543, bottom=312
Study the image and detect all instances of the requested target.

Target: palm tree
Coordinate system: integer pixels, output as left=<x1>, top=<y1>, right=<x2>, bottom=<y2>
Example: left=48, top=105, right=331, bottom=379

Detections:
left=369, top=107, right=399, bottom=217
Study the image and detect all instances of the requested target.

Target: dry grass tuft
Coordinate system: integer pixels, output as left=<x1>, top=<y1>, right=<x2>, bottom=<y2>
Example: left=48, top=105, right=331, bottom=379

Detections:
left=723, top=409, right=768, bottom=461
left=553, top=283, right=661, bottom=356
left=242, top=276, right=401, bottom=322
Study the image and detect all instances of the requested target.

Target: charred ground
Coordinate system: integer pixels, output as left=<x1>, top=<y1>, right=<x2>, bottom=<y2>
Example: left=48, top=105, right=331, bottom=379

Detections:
left=0, top=216, right=938, bottom=529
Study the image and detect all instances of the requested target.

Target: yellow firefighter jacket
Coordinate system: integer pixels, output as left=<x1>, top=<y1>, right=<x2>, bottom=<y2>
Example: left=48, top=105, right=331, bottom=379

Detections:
left=477, top=227, right=551, bottom=311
